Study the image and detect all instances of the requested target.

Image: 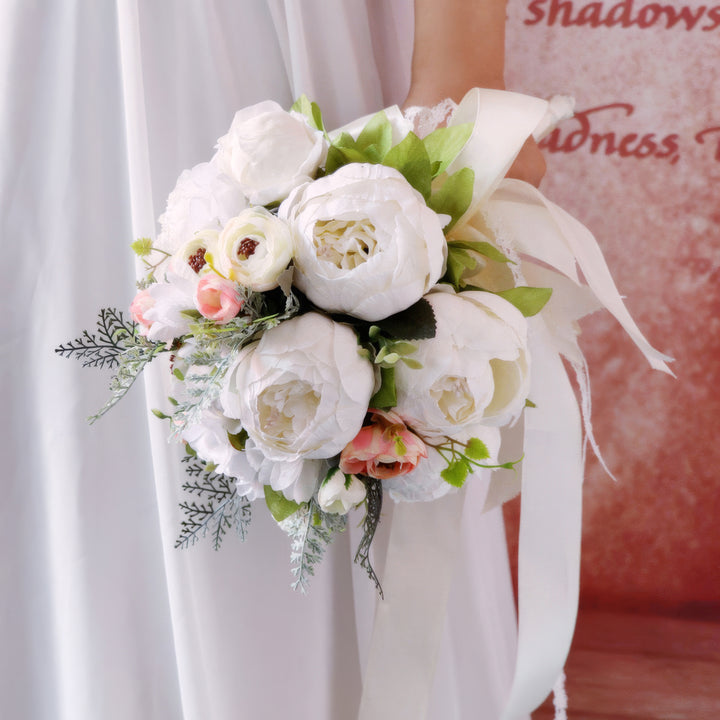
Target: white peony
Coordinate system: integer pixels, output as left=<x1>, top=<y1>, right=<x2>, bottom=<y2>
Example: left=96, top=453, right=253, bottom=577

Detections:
left=220, top=312, right=375, bottom=463
left=181, top=406, right=265, bottom=501
left=210, top=207, right=293, bottom=291
left=156, top=160, right=247, bottom=255
left=279, top=163, right=447, bottom=321
left=317, top=468, right=367, bottom=515
left=215, top=101, right=327, bottom=205
left=393, top=289, right=530, bottom=438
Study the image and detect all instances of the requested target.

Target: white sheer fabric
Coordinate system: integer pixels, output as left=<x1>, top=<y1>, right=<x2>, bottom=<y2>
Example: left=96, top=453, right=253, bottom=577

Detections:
left=2, top=2, right=523, bottom=718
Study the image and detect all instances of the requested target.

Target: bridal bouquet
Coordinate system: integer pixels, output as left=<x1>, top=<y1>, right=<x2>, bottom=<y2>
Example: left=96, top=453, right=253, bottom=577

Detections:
left=56, top=92, right=670, bottom=594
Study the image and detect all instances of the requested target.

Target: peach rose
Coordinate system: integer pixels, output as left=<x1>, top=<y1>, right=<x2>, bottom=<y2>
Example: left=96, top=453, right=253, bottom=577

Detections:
left=339, top=409, right=427, bottom=480
left=194, top=274, right=244, bottom=324
left=129, top=289, right=155, bottom=335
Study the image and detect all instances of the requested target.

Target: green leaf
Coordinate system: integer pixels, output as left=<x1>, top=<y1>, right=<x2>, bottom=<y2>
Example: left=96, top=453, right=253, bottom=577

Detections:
left=495, top=287, right=553, bottom=317
left=400, top=357, right=423, bottom=369
left=173, top=367, right=185, bottom=381
left=356, top=111, right=393, bottom=160
left=465, top=437, right=490, bottom=461
left=388, top=341, right=417, bottom=356
left=445, top=245, right=479, bottom=289
left=428, top=167, right=474, bottom=231
left=441, top=460, right=469, bottom=487
left=151, top=408, right=171, bottom=420
left=227, top=428, right=248, bottom=452
left=291, top=95, right=324, bottom=132
left=325, top=143, right=370, bottom=175
left=370, top=365, right=397, bottom=409
left=310, top=101, right=325, bottom=133
left=131, top=237, right=153, bottom=257
left=423, top=123, right=473, bottom=176
left=167, top=396, right=179, bottom=406
left=525, top=398, right=537, bottom=408
left=376, top=298, right=436, bottom=340
left=264, top=486, right=301, bottom=523
left=180, top=309, right=203, bottom=320
left=382, top=132, right=432, bottom=200
left=447, top=240, right=512, bottom=264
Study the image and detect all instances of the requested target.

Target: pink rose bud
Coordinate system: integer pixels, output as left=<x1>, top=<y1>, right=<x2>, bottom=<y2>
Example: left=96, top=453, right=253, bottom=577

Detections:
left=339, top=408, right=427, bottom=480
left=194, top=274, right=244, bottom=324
left=129, top=289, right=155, bottom=335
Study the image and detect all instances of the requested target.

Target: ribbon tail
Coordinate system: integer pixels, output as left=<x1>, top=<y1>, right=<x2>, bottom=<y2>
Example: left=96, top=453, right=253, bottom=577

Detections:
left=358, top=490, right=467, bottom=720
left=500, top=318, right=584, bottom=719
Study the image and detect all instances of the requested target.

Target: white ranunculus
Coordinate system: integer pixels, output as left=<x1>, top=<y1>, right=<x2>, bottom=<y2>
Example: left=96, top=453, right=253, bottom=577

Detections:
left=211, top=207, right=292, bottom=291
left=156, top=160, right=247, bottom=256
left=215, top=101, right=327, bottom=206
left=168, top=228, right=220, bottom=282
left=279, top=163, right=447, bottom=321
left=317, top=468, right=366, bottom=515
left=393, top=289, right=530, bottom=437
left=220, top=312, right=374, bottom=462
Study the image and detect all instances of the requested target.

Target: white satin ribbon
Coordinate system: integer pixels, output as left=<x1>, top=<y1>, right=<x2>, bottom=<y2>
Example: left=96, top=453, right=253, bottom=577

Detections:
left=358, top=490, right=468, bottom=720
left=500, top=318, right=584, bottom=719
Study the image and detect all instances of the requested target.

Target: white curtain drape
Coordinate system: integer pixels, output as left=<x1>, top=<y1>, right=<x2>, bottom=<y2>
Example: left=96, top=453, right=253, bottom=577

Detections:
left=2, top=2, right=523, bottom=718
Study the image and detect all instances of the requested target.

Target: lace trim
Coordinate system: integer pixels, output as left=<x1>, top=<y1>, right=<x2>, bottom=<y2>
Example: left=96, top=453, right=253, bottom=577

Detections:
left=403, top=98, right=457, bottom=139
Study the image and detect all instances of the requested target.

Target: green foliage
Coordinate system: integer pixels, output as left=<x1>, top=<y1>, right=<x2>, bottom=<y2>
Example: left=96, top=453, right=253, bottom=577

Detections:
left=355, top=111, right=393, bottom=161
left=427, top=167, right=474, bottom=231
left=374, top=298, right=436, bottom=341
left=290, top=94, right=325, bottom=132
left=353, top=478, right=384, bottom=597
left=441, top=460, right=469, bottom=487
left=282, top=499, right=347, bottom=593
left=465, top=437, right=490, bottom=461
left=55, top=307, right=141, bottom=370
left=370, top=365, right=397, bottom=410
left=495, top=287, right=553, bottom=317
left=54, top=308, right=166, bottom=423
left=431, top=436, right=522, bottom=487
left=443, top=240, right=512, bottom=290
left=227, top=429, right=248, bottom=452
left=175, top=453, right=252, bottom=551
left=382, top=131, right=432, bottom=200
left=131, top=237, right=153, bottom=257
left=525, top=398, right=537, bottom=408
left=264, top=486, right=301, bottom=523
left=422, top=123, right=473, bottom=176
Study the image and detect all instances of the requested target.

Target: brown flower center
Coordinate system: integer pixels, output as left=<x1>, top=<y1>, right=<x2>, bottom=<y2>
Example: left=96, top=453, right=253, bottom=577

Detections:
left=238, top=237, right=259, bottom=259
left=187, top=248, right=207, bottom=273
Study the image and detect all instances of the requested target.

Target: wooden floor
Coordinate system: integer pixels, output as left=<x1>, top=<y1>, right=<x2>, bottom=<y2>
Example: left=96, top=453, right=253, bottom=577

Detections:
left=532, top=610, right=720, bottom=720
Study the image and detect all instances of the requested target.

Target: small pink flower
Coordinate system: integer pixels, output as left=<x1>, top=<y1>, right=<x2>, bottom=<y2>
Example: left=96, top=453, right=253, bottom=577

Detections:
left=339, top=408, right=427, bottom=480
left=129, top=289, right=155, bottom=335
left=194, top=274, right=244, bottom=324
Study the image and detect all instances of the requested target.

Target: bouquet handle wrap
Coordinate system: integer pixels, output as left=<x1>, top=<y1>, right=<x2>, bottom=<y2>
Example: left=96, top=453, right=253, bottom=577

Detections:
left=358, top=491, right=467, bottom=720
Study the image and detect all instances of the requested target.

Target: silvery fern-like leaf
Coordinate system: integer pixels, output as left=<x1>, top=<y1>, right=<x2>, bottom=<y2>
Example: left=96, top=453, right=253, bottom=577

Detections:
left=175, top=453, right=252, bottom=550
left=280, top=500, right=346, bottom=594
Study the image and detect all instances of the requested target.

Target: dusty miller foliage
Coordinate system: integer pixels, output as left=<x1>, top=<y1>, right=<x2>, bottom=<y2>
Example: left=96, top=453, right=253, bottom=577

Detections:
left=175, top=451, right=252, bottom=551
left=54, top=308, right=165, bottom=422
left=281, top=500, right=347, bottom=594
left=168, top=286, right=300, bottom=440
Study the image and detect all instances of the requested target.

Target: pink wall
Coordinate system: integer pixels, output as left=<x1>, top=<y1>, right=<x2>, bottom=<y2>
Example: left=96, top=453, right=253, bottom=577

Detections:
left=504, top=0, right=720, bottom=614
